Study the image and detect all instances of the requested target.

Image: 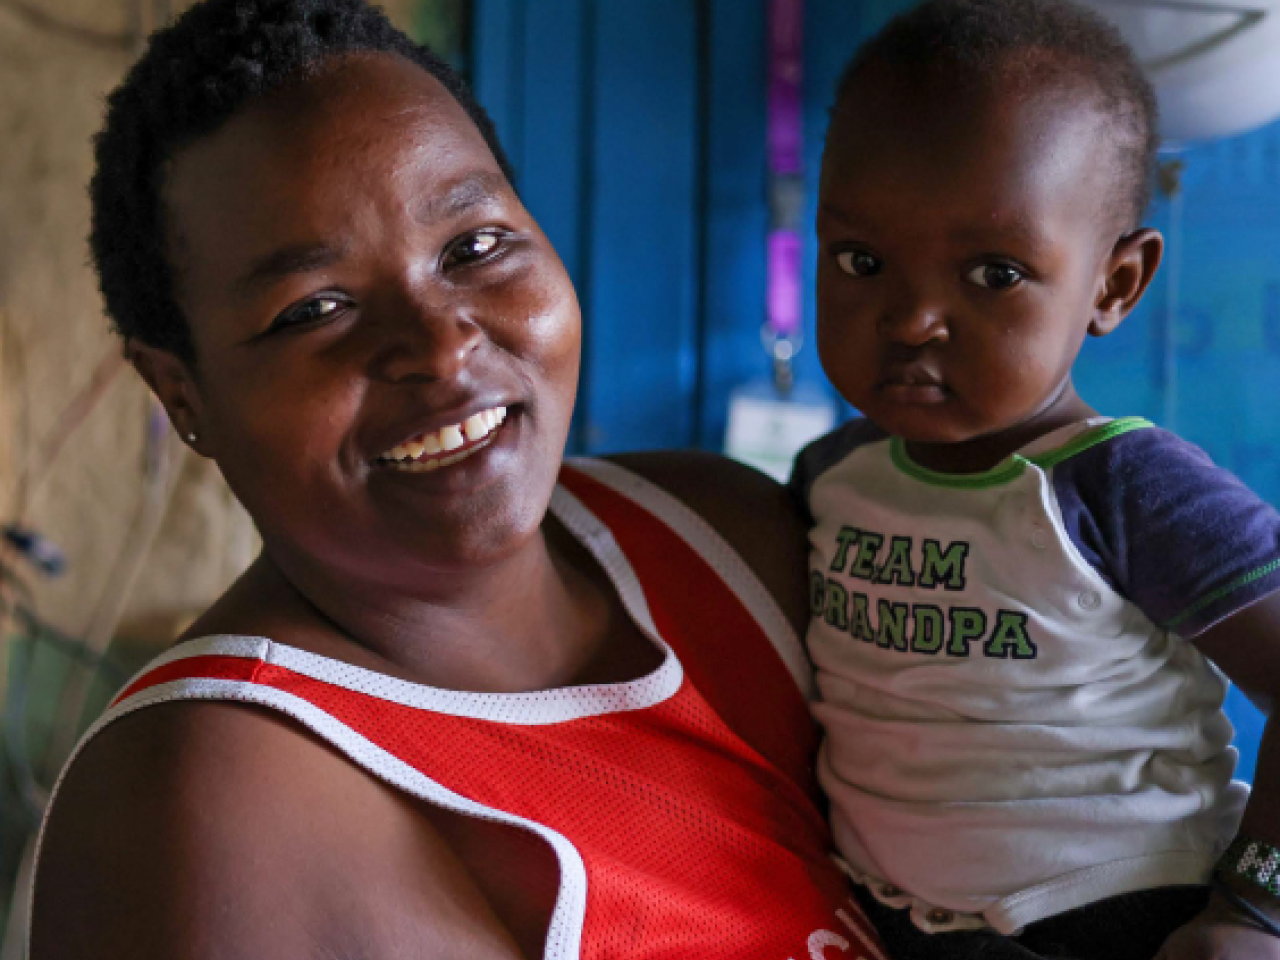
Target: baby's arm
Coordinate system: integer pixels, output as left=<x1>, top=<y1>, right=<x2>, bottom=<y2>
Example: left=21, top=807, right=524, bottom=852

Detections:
left=1159, top=599, right=1280, bottom=957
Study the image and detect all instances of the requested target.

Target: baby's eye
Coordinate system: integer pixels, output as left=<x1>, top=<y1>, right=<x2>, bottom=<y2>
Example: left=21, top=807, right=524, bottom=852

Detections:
left=835, top=250, right=883, bottom=277
left=270, top=295, right=350, bottom=331
left=967, top=263, right=1025, bottom=290
left=444, top=229, right=507, bottom=268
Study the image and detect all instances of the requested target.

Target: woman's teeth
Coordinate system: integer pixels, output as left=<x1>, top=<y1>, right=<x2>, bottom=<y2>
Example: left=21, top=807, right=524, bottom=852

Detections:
left=378, top=406, right=507, bottom=472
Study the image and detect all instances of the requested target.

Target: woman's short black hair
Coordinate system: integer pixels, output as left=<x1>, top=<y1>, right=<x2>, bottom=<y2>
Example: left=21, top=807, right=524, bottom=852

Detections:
left=834, top=0, right=1159, bottom=229
left=91, top=0, right=513, bottom=361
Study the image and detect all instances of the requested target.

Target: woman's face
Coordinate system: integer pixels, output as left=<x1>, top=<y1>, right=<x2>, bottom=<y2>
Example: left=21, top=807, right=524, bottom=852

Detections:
left=158, top=53, right=581, bottom=590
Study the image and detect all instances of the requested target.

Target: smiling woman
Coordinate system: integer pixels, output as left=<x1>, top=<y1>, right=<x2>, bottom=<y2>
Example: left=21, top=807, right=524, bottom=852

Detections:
left=24, top=2, right=885, bottom=958
left=145, top=51, right=580, bottom=582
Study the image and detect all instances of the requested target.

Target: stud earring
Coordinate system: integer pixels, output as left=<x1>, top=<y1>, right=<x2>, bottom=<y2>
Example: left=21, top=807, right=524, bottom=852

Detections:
left=185, top=432, right=197, bottom=443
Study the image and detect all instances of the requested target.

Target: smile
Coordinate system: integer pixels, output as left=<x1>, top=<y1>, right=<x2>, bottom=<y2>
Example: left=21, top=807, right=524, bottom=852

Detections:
left=375, top=406, right=508, bottom=473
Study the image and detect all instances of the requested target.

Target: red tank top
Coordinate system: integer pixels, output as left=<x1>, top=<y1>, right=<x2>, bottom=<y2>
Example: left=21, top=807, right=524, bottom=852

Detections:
left=45, top=460, right=885, bottom=960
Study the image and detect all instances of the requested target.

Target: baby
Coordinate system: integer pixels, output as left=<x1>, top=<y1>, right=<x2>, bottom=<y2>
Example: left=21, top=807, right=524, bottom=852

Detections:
left=790, top=2, right=1280, bottom=958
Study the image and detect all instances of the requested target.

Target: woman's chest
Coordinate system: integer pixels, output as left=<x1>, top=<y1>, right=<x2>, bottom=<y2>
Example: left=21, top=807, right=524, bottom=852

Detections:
left=326, top=681, right=861, bottom=959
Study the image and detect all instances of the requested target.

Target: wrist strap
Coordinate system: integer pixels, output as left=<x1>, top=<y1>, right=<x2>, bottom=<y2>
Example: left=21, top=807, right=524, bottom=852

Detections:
left=1212, top=876, right=1280, bottom=940
left=1219, top=836, right=1280, bottom=898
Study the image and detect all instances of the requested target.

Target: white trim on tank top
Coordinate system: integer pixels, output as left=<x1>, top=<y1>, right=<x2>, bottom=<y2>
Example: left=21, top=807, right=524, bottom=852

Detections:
left=103, top=472, right=693, bottom=725
left=566, top=457, right=815, bottom=700
left=106, top=458, right=811, bottom=722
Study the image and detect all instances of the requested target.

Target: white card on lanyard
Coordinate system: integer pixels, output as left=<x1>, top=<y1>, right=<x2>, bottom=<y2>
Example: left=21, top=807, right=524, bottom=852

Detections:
left=724, top=380, right=835, bottom=482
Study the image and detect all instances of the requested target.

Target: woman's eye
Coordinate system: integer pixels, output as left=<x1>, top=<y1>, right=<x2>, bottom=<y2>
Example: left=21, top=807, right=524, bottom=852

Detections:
left=271, top=296, right=349, bottom=330
left=835, top=250, right=883, bottom=277
left=967, top=263, right=1025, bottom=290
left=445, top=229, right=506, bottom=267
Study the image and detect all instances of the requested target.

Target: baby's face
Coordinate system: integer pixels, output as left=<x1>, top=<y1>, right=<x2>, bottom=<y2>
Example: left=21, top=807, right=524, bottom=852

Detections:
left=816, top=64, right=1121, bottom=445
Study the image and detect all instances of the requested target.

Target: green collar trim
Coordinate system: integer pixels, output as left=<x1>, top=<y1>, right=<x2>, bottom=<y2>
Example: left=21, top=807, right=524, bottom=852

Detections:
left=889, top=438, right=1029, bottom=489
left=889, top=417, right=1154, bottom=489
left=1025, top=417, right=1153, bottom=470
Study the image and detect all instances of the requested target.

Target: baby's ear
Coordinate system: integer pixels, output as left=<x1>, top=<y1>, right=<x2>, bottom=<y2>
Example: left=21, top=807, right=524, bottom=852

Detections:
left=128, top=340, right=206, bottom=454
left=1090, top=228, right=1164, bottom=336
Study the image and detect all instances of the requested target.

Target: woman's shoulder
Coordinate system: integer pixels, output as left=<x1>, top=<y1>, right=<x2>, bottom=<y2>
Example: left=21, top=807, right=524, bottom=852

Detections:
left=33, top=702, right=354, bottom=954
left=32, top=699, right=522, bottom=958
left=598, top=451, right=811, bottom=633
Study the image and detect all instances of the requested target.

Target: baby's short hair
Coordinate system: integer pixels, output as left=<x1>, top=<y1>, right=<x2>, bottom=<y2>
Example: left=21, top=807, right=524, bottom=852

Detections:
left=91, top=0, right=511, bottom=361
left=835, top=0, right=1159, bottom=231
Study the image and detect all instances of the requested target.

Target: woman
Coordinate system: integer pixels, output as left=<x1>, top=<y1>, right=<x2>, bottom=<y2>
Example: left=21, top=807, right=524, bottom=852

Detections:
left=29, top=1, right=884, bottom=957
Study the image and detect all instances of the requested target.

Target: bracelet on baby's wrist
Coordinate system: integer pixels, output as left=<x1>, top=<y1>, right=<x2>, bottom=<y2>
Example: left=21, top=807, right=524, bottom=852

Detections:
left=1214, top=836, right=1280, bottom=939
left=1218, top=836, right=1280, bottom=899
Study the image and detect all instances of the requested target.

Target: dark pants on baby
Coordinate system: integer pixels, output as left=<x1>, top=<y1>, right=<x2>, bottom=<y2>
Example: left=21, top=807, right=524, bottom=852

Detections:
left=852, top=884, right=1211, bottom=960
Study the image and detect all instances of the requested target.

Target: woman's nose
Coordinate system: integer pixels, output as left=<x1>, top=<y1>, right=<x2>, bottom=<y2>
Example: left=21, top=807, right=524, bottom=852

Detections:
left=372, top=296, right=485, bottom=383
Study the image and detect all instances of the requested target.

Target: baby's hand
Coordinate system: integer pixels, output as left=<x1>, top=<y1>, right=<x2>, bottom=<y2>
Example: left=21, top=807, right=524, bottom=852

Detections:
left=1154, top=897, right=1280, bottom=960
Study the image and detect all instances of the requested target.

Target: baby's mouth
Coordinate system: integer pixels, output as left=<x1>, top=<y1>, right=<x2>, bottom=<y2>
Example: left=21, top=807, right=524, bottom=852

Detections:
left=879, top=367, right=948, bottom=403
left=374, top=406, right=507, bottom=473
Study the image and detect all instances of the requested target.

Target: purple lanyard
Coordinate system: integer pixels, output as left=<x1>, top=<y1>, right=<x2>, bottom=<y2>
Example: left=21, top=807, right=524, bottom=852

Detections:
left=767, top=0, right=804, bottom=386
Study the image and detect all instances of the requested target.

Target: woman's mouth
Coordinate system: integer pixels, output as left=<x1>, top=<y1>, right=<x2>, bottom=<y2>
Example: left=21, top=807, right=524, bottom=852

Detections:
left=375, top=406, right=508, bottom=473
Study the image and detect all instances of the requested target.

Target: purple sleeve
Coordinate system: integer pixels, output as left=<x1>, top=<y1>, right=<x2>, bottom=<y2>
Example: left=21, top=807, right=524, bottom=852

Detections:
left=1053, top=427, right=1280, bottom=637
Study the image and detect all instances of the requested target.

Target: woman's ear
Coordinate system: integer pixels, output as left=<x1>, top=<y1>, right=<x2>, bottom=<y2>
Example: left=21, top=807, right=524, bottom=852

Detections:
left=1090, top=228, right=1164, bottom=337
left=128, top=341, right=206, bottom=453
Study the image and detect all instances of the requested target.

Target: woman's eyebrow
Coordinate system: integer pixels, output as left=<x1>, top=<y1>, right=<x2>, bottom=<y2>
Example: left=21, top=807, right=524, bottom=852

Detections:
left=413, top=171, right=508, bottom=225
left=232, top=173, right=508, bottom=295
left=236, top=240, right=350, bottom=295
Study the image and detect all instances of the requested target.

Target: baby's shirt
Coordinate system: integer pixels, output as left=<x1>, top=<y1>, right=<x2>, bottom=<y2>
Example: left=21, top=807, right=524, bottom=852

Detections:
left=790, top=416, right=1280, bottom=935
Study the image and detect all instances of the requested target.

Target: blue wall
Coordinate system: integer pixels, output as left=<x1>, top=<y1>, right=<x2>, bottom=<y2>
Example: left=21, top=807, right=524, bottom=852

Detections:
left=470, top=0, right=883, bottom=451
left=474, top=0, right=777, bottom=451
left=472, top=0, right=1278, bottom=780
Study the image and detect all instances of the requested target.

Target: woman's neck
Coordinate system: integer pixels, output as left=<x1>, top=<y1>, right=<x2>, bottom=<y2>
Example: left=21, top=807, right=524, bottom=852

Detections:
left=204, top=519, right=644, bottom=694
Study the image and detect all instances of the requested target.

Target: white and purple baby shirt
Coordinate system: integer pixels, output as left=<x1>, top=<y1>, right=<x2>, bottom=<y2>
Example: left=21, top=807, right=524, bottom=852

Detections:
left=791, top=416, right=1280, bottom=935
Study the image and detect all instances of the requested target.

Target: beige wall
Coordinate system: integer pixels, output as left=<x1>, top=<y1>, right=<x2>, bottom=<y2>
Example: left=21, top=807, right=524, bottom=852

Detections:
left=0, top=0, right=418, bottom=649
